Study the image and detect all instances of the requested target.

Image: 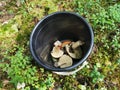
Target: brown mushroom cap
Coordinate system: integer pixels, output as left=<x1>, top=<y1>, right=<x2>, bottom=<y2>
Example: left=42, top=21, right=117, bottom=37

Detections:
left=61, top=40, right=71, bottom=47
left=51, top=46, right=64, bottom=58
left=57, top=54, right=73, bottom=68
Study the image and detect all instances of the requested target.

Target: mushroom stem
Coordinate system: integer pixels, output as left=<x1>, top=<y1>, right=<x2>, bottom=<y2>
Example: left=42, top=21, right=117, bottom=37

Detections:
left=72, top=40, right=84, bottom=49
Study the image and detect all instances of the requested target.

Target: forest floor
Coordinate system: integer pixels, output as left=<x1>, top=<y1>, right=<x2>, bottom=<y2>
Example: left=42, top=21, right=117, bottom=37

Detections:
left=0, top=0, right=120, bottom=90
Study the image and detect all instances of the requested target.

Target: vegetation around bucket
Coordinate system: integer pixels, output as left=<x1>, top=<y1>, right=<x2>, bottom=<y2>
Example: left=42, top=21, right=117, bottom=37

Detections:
left=0, top=0, right=120, bottom=89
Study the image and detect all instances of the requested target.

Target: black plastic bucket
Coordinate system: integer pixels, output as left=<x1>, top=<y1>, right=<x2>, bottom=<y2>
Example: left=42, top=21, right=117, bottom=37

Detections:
left=30, top=12, right=94, bottom=72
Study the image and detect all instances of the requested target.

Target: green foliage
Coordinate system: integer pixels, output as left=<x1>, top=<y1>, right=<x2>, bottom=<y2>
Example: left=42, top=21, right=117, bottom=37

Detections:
left=0, top=0, right=120, bottom=89
left=0, top=46, right=38, bottom=87
left=0, top=21, right=18, bottom=56
left=108, top=4, right=120, bottom=23
left=0, top=20, right=18, bottom=39
left=61, top=75, right=78, bottom=90
left=90, top=65, right=105, bottom=84
left=101, top=29, right=120, bottom=58
left=24, top=0, right=58, bottom=19
left=0, top=46, right=55, bottom=89
left=75, top=0, right=120, bottom=30
left=35, top=74, right=55, bottom=90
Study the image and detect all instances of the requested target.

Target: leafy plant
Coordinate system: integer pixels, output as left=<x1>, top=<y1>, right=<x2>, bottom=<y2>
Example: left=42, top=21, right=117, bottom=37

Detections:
left=35, top=74, right=55, bottom=90
left=90, top=65, right=105, bottom=84
left=74, top=0, right=120, bottom=31
left=108, top=4, right=120, bottom=23
left=0, top=46, right=38, bottom=89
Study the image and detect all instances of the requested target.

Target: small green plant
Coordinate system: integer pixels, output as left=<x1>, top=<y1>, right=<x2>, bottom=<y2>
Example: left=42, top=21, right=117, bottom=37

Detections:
left=0, top=46, right=55, bottom=89
left=75, top=0, right=120, bottom=31
left=62, top=75, right=78, bottom=90
left=90, top=64, right=105, bottom=84
left=34, top=74, right=55, bottom=90
left=108, top=4, right=120, bottom=23
left=102, top=29, right=120, bottom=54
left=0, top=46, right=39, bottom=89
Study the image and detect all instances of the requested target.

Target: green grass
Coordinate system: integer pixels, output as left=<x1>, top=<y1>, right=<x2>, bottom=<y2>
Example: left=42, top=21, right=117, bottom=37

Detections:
left=0, top=0, right=120, bottom=90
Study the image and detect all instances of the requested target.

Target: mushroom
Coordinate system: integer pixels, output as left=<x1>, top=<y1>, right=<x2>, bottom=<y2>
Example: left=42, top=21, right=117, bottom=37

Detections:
left=72, top=40, right=84, bottom=49
left=54, top=61, right=59, bottom=67
left=65, top=44, right=82, bottom=59
left=51, top=46, right=64, bottom=58
left=61, top=40, right=71, bottom=47
left=54, top=40, right=62, bottom=47
left=55, top=54, right=73, bottom=68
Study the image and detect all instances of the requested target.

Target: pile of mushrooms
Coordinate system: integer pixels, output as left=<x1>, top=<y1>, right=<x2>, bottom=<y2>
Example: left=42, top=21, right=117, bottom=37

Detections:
left=51, top=40, right=84, bottom=68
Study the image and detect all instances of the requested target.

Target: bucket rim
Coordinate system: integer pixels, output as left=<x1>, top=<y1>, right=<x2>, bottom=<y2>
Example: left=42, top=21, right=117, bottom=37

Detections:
left=30, top=11, right=94, bottom=72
